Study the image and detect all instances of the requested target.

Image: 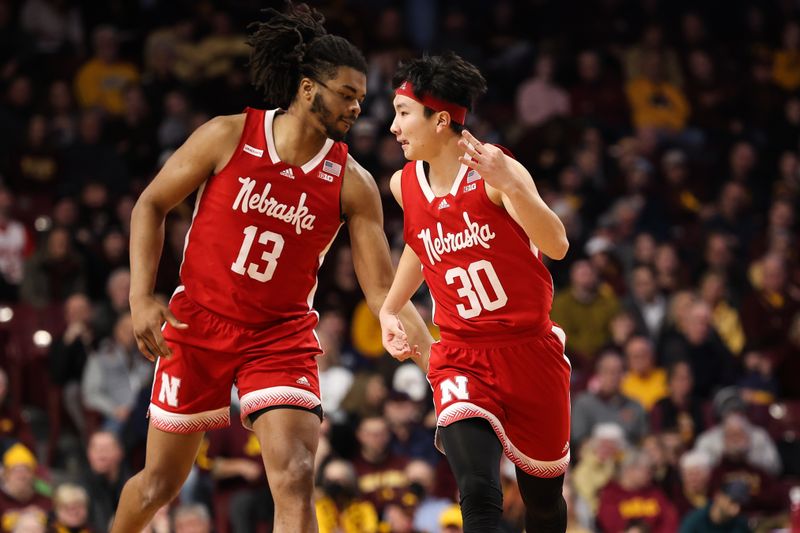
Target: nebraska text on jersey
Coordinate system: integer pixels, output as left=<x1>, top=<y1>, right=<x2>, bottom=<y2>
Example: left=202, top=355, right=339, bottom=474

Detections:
left=417, top=211, right=496, bottom=265
left=232, top=177, right=316, bottom=234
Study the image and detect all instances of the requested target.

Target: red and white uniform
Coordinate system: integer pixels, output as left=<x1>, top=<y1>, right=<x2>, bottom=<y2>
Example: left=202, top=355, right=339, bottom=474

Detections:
left=401, top=160, right=571, bottom=478
left=150, top=108, right=348, bottom=433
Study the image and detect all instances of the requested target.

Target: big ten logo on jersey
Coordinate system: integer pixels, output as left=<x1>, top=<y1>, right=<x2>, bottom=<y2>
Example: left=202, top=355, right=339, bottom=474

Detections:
left=158, top=372, right=181, bottom=407
left=463, top=169, right=481, bottom=193
left=440, top=376, right=469, bottom=404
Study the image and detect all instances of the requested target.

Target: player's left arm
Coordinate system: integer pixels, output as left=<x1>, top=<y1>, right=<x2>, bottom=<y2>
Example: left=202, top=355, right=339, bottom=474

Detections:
left=341, top=154, right=433, bottom=369
left=458, top=130, right=569, bottom=260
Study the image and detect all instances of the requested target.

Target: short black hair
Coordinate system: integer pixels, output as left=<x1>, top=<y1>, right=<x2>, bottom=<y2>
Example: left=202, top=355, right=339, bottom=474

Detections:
left=247, top=2, right=367, bottom=109
left=392, top=52, right=487, bottom=132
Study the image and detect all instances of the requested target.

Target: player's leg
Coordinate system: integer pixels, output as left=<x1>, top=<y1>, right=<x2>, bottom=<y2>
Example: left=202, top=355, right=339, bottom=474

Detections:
left=516, top=469, right=567, bottom=533
left=110, top=425, right=204, bottom=532
left=439, top=417, right=505, bottom=533
left=500, top=329, right=571, bottom=533
left=113, top=293, right=236, bottom=532
left=251, top=407, right=321, bottom=533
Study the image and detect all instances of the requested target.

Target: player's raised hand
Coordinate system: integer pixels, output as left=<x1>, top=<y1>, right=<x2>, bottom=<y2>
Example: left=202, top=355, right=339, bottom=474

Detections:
left=457, top=130, right=513, bottom=191
left=130, top=294, right=188, bottom=361
left=379, top=309, right=415, bottom=361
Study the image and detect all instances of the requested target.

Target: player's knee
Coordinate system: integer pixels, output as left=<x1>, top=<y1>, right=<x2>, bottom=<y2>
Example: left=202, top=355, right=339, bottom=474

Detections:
left=458, top=472, right=503, bottom=512
left=139, top=469, right=184, bottom=508
left=526, top=494, right=566, bottom=532
left=270, top=451, right=315, bottom=500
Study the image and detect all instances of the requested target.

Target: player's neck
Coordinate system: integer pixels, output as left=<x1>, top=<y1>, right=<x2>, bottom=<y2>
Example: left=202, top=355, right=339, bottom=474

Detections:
left=272, top=109, right=329, bottom=167
left=425, top=135, right=464, bottom=194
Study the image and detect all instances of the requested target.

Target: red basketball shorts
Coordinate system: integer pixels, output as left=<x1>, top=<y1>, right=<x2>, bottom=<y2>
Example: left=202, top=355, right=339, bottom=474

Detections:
left=428, top=324, right=571, bottom=478
left=148, top=288, right=322, bottom=433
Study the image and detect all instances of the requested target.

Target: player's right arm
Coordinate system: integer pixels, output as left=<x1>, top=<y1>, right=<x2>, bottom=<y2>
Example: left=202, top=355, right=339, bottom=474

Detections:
left=129, top=115, right=242, bottom=361
left=379, top=244, right=425, bottom=357
left=379, top=170, right=425, bottom=357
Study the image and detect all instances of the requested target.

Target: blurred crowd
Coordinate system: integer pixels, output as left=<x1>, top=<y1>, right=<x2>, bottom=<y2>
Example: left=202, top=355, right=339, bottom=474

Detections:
left=0, top=0, right=800, bottom=531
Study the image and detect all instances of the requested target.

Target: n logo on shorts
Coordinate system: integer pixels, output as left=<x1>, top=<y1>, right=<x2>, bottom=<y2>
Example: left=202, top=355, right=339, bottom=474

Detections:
left=158, top=372, right=182, bottom=407
left=440, top=376, right=469, bottom=404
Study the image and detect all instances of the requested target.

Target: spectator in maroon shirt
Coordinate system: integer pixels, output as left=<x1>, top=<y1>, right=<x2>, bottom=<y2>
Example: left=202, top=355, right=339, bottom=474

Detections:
left=352, top=416, right=410, bottom=514
left=597, top=450, right=679, bottom=533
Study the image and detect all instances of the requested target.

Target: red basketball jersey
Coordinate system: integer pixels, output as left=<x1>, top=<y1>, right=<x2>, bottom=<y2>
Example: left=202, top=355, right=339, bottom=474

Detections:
left=401, top=160, right=554, bottom=342
left=179, top=108, right=347, bottom=326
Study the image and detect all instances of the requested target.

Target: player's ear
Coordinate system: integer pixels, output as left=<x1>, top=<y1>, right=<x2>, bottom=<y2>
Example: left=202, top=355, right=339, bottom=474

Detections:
left=435, top=111, right=450, bottom=132
left=299, top=78, right=315, bottom=102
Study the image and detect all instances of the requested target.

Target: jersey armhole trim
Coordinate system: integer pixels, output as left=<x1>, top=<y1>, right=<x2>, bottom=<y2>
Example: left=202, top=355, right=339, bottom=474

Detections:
left=212, top=107, right=257, bottom=178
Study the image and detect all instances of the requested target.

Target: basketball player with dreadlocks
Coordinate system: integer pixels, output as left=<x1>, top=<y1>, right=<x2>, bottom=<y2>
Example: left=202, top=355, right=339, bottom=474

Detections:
left=110, top=4, right=431, bottom=532
left=380, top=53, right=571, bottom=532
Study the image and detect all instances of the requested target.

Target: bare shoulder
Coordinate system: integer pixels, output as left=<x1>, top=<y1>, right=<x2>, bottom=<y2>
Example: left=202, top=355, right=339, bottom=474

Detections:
left=187, top=114, right=246, bottom=172
left=342, top=154, right=381, bottom=217
left=193, top=114, right=245, bottom=143
left=389, top=169, right=403, bottom=208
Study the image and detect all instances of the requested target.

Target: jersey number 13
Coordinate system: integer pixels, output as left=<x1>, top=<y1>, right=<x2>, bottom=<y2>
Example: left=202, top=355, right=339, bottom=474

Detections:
left=230, top=225, right=284, bottom=282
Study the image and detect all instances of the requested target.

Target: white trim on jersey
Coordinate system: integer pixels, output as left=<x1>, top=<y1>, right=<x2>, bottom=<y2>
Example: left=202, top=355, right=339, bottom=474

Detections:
left=436, top=401, right=570, bottom=478
left=305, top=222, right=344, bottom=311
left=148, top=403, right=231, bottom=434
left=448, top=164, right=469, bottom=196
left=178, top=181, right=207, bottom=278
left=529, top=240, right=540, bottom=259
left=414, top=160, right=468, bottom=203
left=264, top=109, right=334, bottom=174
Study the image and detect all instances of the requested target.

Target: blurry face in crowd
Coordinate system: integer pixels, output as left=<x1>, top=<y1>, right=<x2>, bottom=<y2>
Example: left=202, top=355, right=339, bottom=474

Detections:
left=4, top=464, right=35, bottom=498
left=87, top=432, right=123, bottom=475
left=65, top=293, right=92, bottom=324
left=681, top=462, right=710, bottom=494
left=699, top=273, right=724, bottom=305
left=384, top=397, right=417, bottom=426
left=722, top=415, right=751, bottom=458
left=631, top=267, right=658, bottom=302
left=684, top=302, right=711, bottom=344
left=577, top=51, right=601, bottom=82
left=56, top=497, right=88, bottom=527
left=357, top=417, right=391, bottom=456
left=761, top=255, right=787, bottom=293
left=9, top=510, right=45, bottom=533
left=47, top=228, right=71, bottom=260
left=621, top=457, right=652, bottom=491
left=596, top=353, right=624, bottom=396
left=174, top=513, right=211, bottom=533
left=570, top=260, right=597, bottom=292
left=669, top=361, right=693, bottom=399
left=625, top=337, right=655, bottom=375
left=705, top=234, right=731, bottom=268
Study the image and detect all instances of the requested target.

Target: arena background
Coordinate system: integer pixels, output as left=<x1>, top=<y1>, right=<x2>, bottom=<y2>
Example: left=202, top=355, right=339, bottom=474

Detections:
left=0, top=0, right=799, bottom=531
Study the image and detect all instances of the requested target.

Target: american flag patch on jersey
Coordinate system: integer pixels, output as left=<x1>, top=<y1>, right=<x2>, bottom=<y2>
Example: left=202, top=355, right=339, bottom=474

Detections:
left=323, top=160, right=342, bottom=176
left=467, top=170, right=481, bottom=183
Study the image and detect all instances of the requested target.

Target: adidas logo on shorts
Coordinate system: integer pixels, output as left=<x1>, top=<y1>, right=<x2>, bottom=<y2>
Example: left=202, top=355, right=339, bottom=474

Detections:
left=296, top=376, right=310, bottom=386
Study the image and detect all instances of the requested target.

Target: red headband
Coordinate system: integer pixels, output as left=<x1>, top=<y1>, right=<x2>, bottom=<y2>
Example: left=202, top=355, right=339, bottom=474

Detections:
left=395, top=80, right=467, bottom=125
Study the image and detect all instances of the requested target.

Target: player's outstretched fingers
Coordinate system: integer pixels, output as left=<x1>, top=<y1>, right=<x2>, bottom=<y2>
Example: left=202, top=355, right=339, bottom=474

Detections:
left=461, top=129, right=484, bottom=151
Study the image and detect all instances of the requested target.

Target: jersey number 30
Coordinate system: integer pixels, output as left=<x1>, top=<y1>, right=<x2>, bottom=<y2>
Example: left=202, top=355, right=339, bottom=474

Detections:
left=230, top=225, right=284, bottom=282
left=445, top=259, right=508, bottom=319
